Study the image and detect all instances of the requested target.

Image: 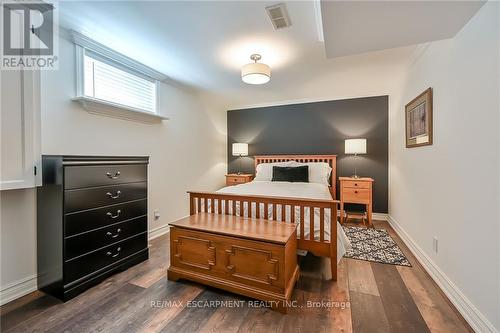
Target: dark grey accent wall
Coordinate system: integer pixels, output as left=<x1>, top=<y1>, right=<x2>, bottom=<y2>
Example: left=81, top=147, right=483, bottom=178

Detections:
left=227, top=96, right=388, bottom=213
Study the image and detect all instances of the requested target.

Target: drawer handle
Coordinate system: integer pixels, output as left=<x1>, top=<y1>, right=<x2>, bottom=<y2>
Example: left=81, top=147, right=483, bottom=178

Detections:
left=106, top=228, right=121, bottom=238
left=354, top=191, right=358, bottom=194
left=106, top=171, right=121, bottom=179
left=106, top=247, right=121, bottom=258
left=106, top=190, right=121, bottom=199
left=354, top=183, right=358, bottom=186
left=106, top=210, right=121, bottom=219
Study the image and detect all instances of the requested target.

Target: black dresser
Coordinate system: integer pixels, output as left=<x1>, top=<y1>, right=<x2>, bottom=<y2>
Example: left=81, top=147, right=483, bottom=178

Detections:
left=37, top=155, right=149, bottom=301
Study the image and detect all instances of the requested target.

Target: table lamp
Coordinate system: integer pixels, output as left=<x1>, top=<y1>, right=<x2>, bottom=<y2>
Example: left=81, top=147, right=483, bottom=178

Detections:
left=232, top=143, right=248, bottom=174
left=345, top=139, right=366, bottom=179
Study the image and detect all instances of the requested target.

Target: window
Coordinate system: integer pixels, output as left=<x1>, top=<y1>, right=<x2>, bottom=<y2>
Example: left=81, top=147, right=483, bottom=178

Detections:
left=83, top=52, right=157, bottom=113
left=71, top=31, right=168, bottom=122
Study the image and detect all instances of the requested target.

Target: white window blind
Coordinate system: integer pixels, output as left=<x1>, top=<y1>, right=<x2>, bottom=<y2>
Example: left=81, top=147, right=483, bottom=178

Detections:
left=83, top=53, right=157, bottom=113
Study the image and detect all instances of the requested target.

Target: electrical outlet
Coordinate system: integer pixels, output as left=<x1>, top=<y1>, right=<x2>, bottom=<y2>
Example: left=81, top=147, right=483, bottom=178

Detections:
left=153, top=210, right=160, bottom=221
left=433, top=237, right=438, bottom=253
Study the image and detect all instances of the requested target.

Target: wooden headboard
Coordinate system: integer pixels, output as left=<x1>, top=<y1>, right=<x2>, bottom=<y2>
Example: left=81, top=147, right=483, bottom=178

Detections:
left=254, top=154, right=337, bottom=198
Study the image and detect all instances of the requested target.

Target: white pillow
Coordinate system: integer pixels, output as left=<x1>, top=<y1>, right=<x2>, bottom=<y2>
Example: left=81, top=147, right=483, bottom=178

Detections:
left=289, top=161, right=332, bottom=185
left=254, top=161, right=295, bottom=181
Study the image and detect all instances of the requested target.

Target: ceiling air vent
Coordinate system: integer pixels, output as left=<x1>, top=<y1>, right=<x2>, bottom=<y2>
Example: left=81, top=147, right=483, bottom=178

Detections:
left=266, top=3, right=291, bottom=30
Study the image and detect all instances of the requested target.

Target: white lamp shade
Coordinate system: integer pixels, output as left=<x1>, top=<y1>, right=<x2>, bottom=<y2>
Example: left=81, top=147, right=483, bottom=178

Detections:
left=241, top=62, right=271, bottom=85
left=232, top=143, right=248, bottom=156
left=345, top=139, right=367, bottom=154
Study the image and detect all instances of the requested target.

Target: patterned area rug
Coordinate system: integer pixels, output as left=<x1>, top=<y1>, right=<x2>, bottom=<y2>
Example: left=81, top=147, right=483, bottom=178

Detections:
left=343, top=226, right=411, bottom=267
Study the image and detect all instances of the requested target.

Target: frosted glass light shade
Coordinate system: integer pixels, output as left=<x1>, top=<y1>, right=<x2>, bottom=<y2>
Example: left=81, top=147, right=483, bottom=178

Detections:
left=345, top=139, right=367, bottom=154
left=241, top=63, right=271, bottom=85
left=232, top=143, right=248, bottom=156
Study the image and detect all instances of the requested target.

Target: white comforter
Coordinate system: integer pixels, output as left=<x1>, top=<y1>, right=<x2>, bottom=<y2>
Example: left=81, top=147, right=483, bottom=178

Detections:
left=214, top=181, right=351, bottom=263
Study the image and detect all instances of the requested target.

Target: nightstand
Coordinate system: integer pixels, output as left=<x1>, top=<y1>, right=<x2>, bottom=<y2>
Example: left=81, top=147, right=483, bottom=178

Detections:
left=225, top=174, right=254, bottom=186
left=339, top=177, right=374, bottom=227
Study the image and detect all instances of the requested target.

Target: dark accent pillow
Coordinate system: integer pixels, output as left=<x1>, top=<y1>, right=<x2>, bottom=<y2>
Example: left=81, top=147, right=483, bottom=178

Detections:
left=272, top=166, right=309, bottom=183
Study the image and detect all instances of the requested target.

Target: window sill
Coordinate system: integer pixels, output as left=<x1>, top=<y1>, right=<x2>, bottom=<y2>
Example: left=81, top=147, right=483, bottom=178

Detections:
left=72, top=96, right=168, bottom=124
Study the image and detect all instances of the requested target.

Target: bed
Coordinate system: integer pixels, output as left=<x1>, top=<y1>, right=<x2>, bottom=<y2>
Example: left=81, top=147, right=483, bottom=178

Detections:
left=187, top=155, right=349, bottom=280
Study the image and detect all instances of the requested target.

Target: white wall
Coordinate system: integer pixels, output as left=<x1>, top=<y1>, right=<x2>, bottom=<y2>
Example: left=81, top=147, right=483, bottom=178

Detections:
left=42, top=34, right=227, bottom=227
left=389, top=2, right=500, bottom=332
left=0, top=32, right=227, bottom=303
left=0, top=189, right=38, bottom=300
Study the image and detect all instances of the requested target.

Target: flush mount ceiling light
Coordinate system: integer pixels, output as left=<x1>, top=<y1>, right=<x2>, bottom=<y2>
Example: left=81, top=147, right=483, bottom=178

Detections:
left=241, top=54, right=271, bottom=85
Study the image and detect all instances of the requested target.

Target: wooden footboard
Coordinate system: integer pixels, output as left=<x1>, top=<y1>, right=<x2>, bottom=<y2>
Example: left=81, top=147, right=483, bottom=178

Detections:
left=187, top=191, right=339, bottom=280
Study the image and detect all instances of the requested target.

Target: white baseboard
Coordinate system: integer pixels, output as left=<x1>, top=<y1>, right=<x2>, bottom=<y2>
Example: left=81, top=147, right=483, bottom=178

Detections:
left=0, top=217, right=181, bottom=307
left=373, top=212, right=388, bottom=221
left=0, top=221, right=179, bottom=306
left=388, top=215, right=498, bottom=333
left=0, top=275, right=37, bottom=306
left=148, top=215, right=191, bottom=240
left=148, top=223, right=171, bottom=240
left=337, top=211, right=388, bottom=221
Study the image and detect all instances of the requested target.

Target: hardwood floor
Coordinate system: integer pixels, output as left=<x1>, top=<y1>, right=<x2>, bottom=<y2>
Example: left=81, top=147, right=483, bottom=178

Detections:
left=1, top=220, right=473, bottom=333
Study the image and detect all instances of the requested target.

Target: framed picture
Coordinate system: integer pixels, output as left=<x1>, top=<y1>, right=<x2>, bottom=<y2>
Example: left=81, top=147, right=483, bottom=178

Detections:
left=405, top=88, right=433, bottom=148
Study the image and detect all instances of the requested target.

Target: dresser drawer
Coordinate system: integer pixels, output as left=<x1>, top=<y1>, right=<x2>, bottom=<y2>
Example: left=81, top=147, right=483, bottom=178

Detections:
left=64, top=164, right=147, bottom=190
left=342, top=180, right=371, bottom=189
left=65, top=199, right=146, bottom=237
left=226, top=177, right=247, bottom=185
left=65, top=216, right=147, bottom=260
left=64, top=182, right=147, bottom=213
left=65, top=233, right=147, bottom=285
left=343, top=188, right=370, bottom=204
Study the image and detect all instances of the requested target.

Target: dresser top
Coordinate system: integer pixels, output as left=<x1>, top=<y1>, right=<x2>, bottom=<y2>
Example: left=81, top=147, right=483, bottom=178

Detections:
left=339, top=177, right=374, bottom=182
left=43, top=155, right=149, bottom=165
left=169, top=213, right=296, bottom=244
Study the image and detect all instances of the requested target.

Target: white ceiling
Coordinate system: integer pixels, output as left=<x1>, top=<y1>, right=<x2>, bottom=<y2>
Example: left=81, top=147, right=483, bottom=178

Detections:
left=321, top=0, right=486, bottom=58
left=57, top=1, right=482, bottom=108
left=58, top=1, right=320, bottom=93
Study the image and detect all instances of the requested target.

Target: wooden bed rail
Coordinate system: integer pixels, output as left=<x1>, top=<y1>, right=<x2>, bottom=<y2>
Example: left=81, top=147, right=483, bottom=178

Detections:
left=189, top=191, right=336, bottom=243
left=187, top=191, right=339, bottom=280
